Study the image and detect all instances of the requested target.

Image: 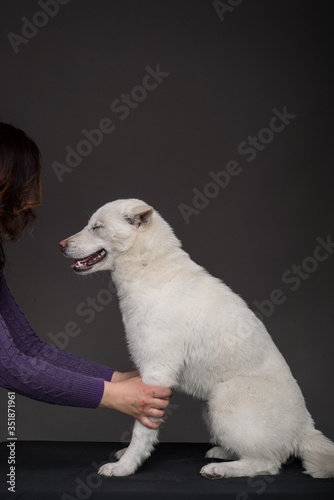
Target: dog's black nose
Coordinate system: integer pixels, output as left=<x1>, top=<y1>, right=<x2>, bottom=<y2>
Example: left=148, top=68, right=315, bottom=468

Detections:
left=59, top=240, right=67, bottom=252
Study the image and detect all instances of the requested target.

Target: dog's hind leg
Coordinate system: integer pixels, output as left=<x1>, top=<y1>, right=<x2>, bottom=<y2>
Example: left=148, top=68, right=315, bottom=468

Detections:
left=205, top=446, right=238, bottom=461
left=201, top=457, right=280, bottom=478
left=202, top=406, right=238, bottom=461
left=200, top=376, right=302, bottom=479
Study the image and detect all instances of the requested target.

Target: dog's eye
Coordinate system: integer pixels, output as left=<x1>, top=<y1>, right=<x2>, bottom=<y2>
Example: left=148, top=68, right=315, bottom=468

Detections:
left=91, top=225, right=103, bottom=231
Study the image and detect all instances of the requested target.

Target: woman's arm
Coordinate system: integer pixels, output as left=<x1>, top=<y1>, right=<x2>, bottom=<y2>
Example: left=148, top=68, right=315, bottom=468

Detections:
left=0, top=312, right=104, bottom=407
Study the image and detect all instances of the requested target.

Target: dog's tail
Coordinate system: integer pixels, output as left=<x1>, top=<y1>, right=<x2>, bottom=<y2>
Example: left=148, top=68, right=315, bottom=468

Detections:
left=298, top=427, right=334, bottom=478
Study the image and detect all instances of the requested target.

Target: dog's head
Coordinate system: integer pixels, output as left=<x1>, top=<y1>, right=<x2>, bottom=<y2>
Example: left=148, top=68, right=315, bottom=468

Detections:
left=60, top=199, right=154, bottom=274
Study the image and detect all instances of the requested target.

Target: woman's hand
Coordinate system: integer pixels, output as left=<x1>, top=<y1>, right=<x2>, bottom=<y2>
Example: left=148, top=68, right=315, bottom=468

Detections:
left=99, top=373, right=172, bottom=429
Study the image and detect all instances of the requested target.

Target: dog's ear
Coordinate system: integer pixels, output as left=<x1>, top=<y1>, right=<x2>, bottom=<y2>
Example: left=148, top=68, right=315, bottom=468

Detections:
left=126, top=205, right=154, bottom=228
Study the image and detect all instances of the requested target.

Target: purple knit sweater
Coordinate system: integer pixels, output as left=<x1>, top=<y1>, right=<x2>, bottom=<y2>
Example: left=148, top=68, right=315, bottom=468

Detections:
left=0, top=273, right=114, bottom=408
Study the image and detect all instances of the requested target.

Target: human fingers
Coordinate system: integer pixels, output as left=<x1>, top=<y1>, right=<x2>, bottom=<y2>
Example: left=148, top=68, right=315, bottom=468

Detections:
left=144, top=407, right=165, bottom=419
left=145, top=398, right=169, bottom=410
left=139, top=415, right=162, bottom=429
left=144, top=384, right=172, bottom=400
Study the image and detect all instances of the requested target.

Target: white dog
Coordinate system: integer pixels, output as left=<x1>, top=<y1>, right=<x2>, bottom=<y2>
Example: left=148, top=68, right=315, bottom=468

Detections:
left=60, top=198, right=334, bottom=479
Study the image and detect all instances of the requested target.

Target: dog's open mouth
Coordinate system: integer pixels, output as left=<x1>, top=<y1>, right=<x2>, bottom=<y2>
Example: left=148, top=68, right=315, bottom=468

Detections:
left=71, top=249, right=107, bottom=272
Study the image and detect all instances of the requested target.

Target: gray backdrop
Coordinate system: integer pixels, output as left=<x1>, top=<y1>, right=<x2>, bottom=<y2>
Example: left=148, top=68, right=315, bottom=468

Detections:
left=0, top=0, right=333, bottom=445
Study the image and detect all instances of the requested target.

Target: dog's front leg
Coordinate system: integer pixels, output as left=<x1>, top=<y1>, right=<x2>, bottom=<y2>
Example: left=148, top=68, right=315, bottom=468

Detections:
left=98, top=367, right=175, bottom=477
left=98, top=419, right=159, bottom=477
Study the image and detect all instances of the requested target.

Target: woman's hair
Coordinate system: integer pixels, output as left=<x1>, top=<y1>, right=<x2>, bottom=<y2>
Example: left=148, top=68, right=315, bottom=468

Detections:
left=0, top=122, right=42, bottom=271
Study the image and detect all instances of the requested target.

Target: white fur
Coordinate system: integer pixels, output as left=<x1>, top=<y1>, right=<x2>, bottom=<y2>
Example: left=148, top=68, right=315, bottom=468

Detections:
left=62, top=199, right=334, bottom=479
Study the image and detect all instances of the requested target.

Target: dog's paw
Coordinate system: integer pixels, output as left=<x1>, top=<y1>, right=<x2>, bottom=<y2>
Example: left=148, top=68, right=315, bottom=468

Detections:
left=205, top=446, right=236, bottom=460
left=200, top=463, right=225, bottom=479
left=98, top=462, right=134, bottom=477
left=114, top=447, right=128, bottom=460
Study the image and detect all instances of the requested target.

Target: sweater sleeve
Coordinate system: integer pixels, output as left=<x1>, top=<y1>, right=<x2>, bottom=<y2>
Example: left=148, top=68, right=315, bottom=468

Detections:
left=0, top=312, right=105, bottom=407
left=0, top=274, right=114, bottom=382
